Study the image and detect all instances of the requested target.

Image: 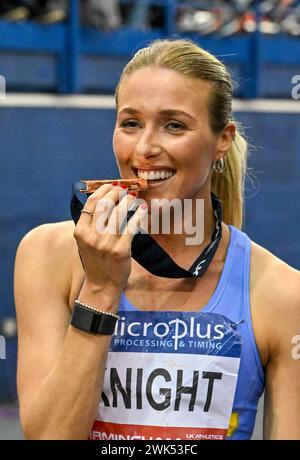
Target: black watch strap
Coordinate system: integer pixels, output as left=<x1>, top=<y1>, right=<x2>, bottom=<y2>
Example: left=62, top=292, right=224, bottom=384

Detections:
left=70, top=302, right=118, bottom=335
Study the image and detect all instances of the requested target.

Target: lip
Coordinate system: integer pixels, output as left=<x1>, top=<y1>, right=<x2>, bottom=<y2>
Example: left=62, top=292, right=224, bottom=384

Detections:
left=132, top=166, right=176, bottom=172
left=132, top=166, right=176, bottom=181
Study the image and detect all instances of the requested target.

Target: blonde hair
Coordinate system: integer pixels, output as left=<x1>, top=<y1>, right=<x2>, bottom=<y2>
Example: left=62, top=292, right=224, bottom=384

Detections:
left=115, top=39, right=248, bottom=229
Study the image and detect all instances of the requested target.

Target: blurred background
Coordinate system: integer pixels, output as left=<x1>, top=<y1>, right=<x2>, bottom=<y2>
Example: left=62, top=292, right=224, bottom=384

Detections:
left=0, top=0, right=300, bottom=440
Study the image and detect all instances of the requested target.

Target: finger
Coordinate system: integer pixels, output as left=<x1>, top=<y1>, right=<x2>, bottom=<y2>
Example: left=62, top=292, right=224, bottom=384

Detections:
left=92, top=186, right=129, bottom=232
left=106, top=193, right=138, bottom=235
left=78, top=183, right=114, bottom=226
left=121, top=203, right=148, bottom=244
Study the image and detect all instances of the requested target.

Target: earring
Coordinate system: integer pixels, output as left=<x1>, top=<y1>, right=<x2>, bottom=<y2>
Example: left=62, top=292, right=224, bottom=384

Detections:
left=213, top=157, right=226, bottom=173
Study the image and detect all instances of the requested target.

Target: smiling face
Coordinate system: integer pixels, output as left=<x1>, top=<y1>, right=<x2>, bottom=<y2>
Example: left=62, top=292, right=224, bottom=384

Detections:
left=113, top=66, right=232, bottom=202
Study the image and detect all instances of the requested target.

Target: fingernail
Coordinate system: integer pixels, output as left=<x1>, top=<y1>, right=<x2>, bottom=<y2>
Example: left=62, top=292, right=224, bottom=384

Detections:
left=121, top=184, right=128, bottom=189
left=128, top=191, right=137, bottom=197
left=112, top=181, right=118, bottom=186
left=140, top=203, right=148, bottom=210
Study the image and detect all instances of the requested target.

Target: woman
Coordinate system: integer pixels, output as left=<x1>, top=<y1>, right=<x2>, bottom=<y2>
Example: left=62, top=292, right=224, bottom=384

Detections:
left=14, top=39, right=300, bottom=440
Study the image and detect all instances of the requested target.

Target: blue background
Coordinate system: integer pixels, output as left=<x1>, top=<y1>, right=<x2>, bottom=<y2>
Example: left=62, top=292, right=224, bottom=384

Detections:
left=0, top=105, right=299, bottom=401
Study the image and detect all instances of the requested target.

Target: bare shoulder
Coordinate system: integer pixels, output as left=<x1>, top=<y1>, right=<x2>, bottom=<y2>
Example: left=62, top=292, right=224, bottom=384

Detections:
left=19, top=219, right=75, bottom=243
left=18, top=220, right=77, bottom=259
left=250, top=240, right=300, bottom=359
left=16, top=220, right=79, bottom=301
left=250, top=241, right=300, bottom=309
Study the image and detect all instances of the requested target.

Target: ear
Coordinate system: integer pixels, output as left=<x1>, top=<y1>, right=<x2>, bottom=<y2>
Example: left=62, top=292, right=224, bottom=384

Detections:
left=215, top=122, right=236, bottom=161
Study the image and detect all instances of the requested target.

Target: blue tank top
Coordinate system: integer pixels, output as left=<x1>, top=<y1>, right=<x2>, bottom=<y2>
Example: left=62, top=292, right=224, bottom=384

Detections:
left=118, top=225, right=265, bottom=440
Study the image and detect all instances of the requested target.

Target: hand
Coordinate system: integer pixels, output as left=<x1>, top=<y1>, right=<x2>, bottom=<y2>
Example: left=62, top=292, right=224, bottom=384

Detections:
left=73, top=183, right=147, bottom=295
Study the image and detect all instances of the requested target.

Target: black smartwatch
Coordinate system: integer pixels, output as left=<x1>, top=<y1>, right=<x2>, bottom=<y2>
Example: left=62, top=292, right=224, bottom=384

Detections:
left=70, top=300, right=119, bottom=335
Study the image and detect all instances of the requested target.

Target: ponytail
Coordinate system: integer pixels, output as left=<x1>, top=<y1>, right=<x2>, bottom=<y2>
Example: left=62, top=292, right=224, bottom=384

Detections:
left=211, top=131, right=248, bottom=229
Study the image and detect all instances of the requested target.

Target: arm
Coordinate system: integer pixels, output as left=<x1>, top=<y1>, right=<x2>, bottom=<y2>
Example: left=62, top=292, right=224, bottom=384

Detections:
left=261, top=265, right=300, bottom=439
left=15, top=223, right=120, bottom=440
left=15, top=184, right=146, bottom=440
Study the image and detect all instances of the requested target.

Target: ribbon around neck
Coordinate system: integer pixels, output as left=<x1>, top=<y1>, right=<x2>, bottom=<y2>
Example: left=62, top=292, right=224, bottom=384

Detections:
left=70, top=181, right=223, bottom=279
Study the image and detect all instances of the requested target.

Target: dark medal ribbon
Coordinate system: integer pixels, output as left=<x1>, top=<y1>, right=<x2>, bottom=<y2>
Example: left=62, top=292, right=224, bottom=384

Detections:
left=70, top=181, right=223, bottom=279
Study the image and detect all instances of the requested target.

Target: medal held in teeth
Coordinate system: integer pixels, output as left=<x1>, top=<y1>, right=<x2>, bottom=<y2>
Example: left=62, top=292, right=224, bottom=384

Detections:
left=80, top=178, right=148, bottom=194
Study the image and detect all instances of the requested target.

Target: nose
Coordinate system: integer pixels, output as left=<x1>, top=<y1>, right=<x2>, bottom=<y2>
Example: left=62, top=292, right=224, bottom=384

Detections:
left=134, top=126, right=163, bottom=160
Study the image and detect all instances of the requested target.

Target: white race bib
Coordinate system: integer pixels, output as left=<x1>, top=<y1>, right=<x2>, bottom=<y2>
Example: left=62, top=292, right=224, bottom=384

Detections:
left=91, top=311, right=242, bottom=441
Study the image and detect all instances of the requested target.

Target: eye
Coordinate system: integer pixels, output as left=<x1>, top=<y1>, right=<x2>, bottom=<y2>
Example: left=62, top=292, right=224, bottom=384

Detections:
left=119, top=119, right=141, bottom=129
left=166, top=121, right=186, bottom=131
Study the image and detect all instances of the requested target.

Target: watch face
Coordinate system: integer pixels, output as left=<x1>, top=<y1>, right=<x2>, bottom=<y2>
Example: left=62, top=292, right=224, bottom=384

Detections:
left=71, top=303, right=118, bottom=335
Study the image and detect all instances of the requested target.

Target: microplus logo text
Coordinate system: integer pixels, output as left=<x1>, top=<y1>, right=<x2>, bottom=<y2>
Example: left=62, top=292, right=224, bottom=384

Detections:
left=114, top=317, right=226, bottom=352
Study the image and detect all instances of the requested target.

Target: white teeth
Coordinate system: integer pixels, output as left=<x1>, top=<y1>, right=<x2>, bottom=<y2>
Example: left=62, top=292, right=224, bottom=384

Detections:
left=137, top=170, right=175, bottom=180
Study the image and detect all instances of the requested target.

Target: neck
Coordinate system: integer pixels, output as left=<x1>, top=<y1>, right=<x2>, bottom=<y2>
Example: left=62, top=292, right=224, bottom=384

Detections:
left=150, top=190, right=216, bottom=256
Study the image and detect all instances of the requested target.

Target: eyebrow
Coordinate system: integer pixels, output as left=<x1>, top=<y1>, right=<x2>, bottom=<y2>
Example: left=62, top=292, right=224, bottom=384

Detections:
left=118, top=107, right=197, bottom=122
